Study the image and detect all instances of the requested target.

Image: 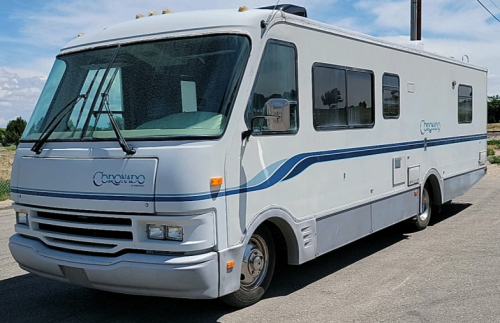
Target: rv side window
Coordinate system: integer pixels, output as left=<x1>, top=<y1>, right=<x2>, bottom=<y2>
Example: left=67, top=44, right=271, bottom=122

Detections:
left=313, top=64, right=374, bottom=130
left=246, top=40, right=298, bottom=134
left=458, top=84, right=472, bottom=124
left=382, top=73, right=400, bottom=119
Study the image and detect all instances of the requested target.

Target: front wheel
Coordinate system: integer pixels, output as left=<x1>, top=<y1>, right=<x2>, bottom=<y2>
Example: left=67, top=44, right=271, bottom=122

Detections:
left=413, top=186, right=432, bottom=231
left=221, top=225, right=275, bottom=308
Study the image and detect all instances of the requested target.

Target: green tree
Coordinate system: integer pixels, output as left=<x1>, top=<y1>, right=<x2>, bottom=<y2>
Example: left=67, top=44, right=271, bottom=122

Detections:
left=0, top=128, right=5, bottom=147
left=321, top=88, right=344, bottom=108
left=3, top=117, right=27, bottom=147
left=488, top=95, right=500, bottom=123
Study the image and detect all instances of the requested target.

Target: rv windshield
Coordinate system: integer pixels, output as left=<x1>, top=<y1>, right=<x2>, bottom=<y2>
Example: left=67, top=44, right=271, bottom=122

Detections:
left=22, top=35, right=250, bottom=141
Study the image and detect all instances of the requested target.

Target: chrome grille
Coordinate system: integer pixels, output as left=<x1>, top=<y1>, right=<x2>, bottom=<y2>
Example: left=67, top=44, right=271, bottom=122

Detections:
left=31, top=210, right=134, bottom=253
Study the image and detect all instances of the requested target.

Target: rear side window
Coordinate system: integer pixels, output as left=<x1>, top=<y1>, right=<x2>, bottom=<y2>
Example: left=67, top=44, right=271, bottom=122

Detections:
left=458, top=85, right=472, bottom=123
left=313, top=63, right=374, bottom=130
left=382, top=73, right=400, bottom=119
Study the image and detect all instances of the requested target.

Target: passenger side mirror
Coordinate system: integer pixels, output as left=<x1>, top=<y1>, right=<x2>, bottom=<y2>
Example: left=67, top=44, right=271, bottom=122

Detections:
left=264, top=98, right=291, bottom=132
left=242, top=99, right=293, bottom=140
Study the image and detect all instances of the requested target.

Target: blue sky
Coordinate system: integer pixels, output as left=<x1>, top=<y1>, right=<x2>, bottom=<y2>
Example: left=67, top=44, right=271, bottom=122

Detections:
left=1, top=0, right=500, bottom=127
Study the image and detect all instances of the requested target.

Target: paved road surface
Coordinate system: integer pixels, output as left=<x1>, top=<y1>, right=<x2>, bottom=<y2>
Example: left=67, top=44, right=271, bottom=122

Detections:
left=1, top=165, right=499, bottom=322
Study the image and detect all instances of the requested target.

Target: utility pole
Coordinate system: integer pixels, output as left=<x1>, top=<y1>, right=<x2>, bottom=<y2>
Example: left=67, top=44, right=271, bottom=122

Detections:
left=410, top=0, right=422, bottom=40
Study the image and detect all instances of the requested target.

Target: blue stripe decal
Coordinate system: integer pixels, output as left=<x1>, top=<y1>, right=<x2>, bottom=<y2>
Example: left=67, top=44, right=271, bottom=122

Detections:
left=10, top=187, right=155, bottom=202
left=14, top=134, right=486, bottom=203
left=155, top=133, right=486, bottom=202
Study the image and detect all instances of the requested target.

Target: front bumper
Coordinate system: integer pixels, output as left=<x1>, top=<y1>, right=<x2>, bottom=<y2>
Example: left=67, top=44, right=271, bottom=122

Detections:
left=9, top=233, right=219, bottom=299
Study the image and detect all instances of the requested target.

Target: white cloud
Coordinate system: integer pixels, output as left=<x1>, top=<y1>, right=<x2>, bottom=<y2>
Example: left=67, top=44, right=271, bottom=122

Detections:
left=14, top=0, right=342, bottom=48
left=355, top=0, right=409, bottom=32
left=18, top=0, right=314, bottom=48
left=0, top=67, right=45, bottom=127
left=353, top=0, right=499, bottom=38
left=348, top=0, right=500, bottom=94
left=3, top=57, right=53, bottom=80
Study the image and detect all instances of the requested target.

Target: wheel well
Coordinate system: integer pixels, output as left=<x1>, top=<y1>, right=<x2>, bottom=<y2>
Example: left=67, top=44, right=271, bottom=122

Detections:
left=260, top=218, right=299, bottom=265
left=425, top=174, right=442, bottom=206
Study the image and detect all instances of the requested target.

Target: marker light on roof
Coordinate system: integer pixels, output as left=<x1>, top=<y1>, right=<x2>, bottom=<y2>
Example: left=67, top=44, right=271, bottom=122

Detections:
left=148, top=11, right=157, bottom=16
left=162, top=9, right=172, bottom=14
left=135, top=14, right=144, bottom=19
left=238, top=6, right=249, bottom=12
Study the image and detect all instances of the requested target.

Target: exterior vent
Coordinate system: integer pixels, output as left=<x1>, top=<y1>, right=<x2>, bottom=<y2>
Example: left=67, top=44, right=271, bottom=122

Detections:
left=259, top=4, right=307, bottom=18
left=301, top=225, right=314, bottom=247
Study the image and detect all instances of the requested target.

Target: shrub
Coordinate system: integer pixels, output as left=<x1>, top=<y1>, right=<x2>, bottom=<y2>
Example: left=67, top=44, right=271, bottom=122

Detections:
left=0, top=179, right=9, bottom=201
left=488, top=140, right=500, bottom=149
left=491, top=156, right=500, bottom=164
left=488, top=148, right=496, bottom=156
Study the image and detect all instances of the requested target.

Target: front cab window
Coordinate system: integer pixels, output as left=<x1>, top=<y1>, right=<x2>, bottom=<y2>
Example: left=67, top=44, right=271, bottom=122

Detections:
left=22, top=35, right=251, bottom=142
left=245, top=40, right=298, bottom=136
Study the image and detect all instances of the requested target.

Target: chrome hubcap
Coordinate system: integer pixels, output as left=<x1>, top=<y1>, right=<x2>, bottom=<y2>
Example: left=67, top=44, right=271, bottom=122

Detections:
left=240, top=235, right=268, bottom=291
left=419, top=188, right=430, bottom=222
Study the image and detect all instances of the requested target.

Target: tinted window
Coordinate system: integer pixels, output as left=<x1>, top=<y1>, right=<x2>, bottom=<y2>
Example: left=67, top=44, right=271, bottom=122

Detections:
left=313, top=66, right=346, bottom=127
left=23, top=35, right=251, bottom=141
left=458, top=84, right=472, bottom=124
left=313, top=64, right=373, bottom=129
left=246, top=41, right=298, bottom=133
left=383, top=74, right=400, bottom=119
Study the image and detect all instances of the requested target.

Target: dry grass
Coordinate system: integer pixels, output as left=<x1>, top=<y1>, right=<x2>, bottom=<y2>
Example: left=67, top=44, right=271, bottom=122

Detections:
left=0, top=152, right=14, bottom=181
left=0, top=150, right=14, bottom=201
left=487, top=123, right=500, bottom=131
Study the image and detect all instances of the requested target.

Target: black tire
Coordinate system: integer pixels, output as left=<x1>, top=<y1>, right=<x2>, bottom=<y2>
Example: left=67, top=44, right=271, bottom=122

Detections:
left=413, top=185, right=432, bottom=231
left=221, top=225, right=275, bottom=308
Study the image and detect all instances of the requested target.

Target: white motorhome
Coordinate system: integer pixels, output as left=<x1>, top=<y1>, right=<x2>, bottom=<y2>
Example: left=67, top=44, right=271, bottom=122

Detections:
left=9, top=4, right=487, bottom=307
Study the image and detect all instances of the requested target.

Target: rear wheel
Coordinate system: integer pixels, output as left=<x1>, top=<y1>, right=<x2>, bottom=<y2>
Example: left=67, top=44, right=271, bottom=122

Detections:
left=222, top=226, right=275, bottom=308
left=413, top=186, right=432, bottom=230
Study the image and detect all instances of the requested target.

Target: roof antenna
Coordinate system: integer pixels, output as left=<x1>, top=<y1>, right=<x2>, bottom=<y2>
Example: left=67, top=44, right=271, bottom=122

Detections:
left=261, top=0, right=281, bottom=29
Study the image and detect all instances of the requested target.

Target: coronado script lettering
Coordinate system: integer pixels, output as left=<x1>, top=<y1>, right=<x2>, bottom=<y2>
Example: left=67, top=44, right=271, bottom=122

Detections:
left=93, top=171, right=146, bottom=187
left=420, top=120, right=441, bottom=135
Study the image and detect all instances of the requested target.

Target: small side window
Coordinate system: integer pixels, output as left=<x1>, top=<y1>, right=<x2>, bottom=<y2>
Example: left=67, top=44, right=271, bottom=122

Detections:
left=382, top=73, right=400, bottom=119
left=458, top=85, right=472, bottom=124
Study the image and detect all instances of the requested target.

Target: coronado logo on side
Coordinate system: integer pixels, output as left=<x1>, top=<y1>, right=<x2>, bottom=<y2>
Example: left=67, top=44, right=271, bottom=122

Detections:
left=420, top=120, right=441, bottom=135
left=93, top=172, right=146, bottom=187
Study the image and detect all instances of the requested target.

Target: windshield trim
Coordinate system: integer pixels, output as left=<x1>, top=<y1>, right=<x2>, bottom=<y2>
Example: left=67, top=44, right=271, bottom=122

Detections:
left=60, top=28, right=252, bottom=54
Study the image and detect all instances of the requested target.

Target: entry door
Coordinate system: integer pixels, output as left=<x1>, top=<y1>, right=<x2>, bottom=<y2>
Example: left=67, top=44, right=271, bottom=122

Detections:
left=226, top=39, right=299, bottom=244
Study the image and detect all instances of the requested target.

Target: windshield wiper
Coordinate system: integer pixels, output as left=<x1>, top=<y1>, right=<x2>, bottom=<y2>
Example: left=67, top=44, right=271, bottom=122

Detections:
left=31, top=94, right=86, bottom=154
left=70, top=67, right=101, bottom=137
left=80, top=45, right=121, bottom=137
left=102, top=94, right=136, bottom=155
left=92, top=68, right=135, bottom=155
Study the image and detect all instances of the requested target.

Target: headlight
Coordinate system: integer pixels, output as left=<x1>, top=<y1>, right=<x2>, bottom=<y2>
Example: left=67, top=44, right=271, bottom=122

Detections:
left=166, top=226, right=183, bottom=241
left=147, top=224, right=183, bottom=241
left=147, top=224, right=165, bottom=240
left=16, top=212, right=29, bottom=226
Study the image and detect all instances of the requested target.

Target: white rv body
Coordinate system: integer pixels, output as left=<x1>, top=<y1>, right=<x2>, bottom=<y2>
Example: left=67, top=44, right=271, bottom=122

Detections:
left=9, top=6, right=487, bottom=303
